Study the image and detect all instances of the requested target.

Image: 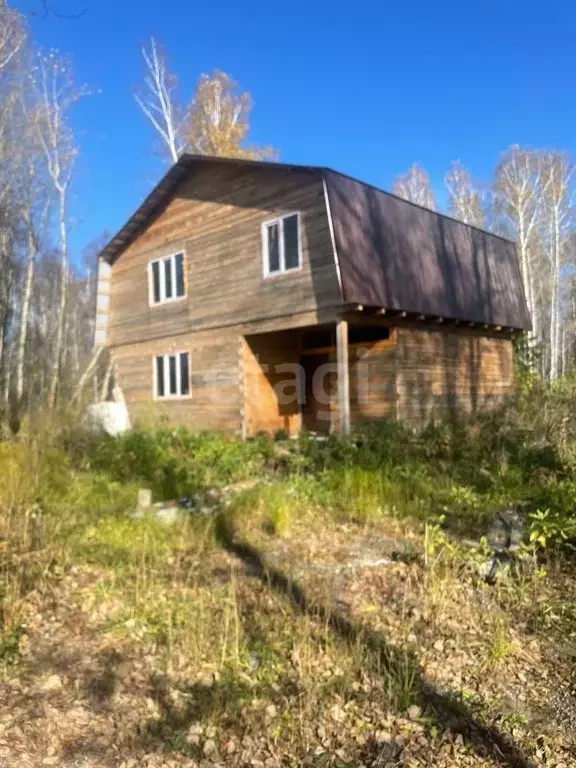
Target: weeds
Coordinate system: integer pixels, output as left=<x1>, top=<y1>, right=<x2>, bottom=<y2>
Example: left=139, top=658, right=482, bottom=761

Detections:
left=482, top=614, right=514, bottom=670
left=83, top=428, right=274, bottom=499
left=1, top=401, right=576, bottom=765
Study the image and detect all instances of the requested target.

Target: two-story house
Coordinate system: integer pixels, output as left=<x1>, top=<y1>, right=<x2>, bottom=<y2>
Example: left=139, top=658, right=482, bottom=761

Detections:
left=95, top=155, right=530, bottom=436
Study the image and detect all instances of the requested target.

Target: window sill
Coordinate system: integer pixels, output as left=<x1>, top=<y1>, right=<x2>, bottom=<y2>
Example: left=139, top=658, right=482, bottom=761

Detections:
left=263, top=265, right=302, bottom=279
left=154, top=394, right=192, bottom=401
left=150, top=295, right=187, bottom=308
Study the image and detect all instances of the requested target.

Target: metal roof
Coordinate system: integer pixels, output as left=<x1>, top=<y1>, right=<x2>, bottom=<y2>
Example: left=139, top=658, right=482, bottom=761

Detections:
left=99, top=154, right=530, bottom=330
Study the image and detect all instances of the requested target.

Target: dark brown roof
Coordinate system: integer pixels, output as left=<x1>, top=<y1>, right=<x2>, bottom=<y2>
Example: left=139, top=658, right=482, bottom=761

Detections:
left=324, top=170, right=531, bottom=330
left=100, top=154, right=531, bottom=331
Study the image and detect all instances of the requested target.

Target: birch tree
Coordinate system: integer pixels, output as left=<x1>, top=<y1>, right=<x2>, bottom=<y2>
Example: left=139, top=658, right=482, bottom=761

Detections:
left=31, top=50, right=87, bottom=408
left=0, top=4, right=25, bottom=74
left=541, top=152, right=574, bottom=380
left=15, top=161, right=49, bottom=408
left=134, top=37, right=184, bottom=164
left=445, top=160, right=484, bottom=227
left=494, top=147, right=549, bottom=344
left=392, top=163, right=436, bottom=210
left=185, top=70, right=275, bottom=159
left=0, top=5, right=26, bottom=423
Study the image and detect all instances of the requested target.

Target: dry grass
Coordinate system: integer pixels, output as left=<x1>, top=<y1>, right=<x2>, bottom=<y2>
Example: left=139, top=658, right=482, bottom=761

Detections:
left=0, top=425, right=575, bottom=766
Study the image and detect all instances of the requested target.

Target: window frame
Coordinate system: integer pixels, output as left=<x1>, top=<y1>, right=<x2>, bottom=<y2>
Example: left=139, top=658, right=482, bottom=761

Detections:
left=153, top=350, right=191, bottom=400
left=261, top=212, right=302, bottom=278
left=148, top=251, right=186, bottom=306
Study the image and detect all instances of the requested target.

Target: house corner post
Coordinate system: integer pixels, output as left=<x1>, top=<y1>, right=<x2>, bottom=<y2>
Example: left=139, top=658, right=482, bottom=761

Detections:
left=336, top=319, right=350, bottom=435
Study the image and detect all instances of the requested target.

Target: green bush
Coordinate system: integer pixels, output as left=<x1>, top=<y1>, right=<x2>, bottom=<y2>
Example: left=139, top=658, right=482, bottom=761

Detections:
left=85, top=428, right=274, bottom=499
left=60, top=389, right=576, bottom=551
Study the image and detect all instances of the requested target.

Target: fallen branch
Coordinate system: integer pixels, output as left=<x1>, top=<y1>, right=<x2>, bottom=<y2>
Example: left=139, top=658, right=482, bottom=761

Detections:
left=70, top=345, right=105, bottom=405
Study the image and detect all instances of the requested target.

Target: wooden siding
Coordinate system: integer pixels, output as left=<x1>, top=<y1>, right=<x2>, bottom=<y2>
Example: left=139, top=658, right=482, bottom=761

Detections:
left=105, top=157, right=515, bottom=434
left=301, top=336, right=399, bottom=432
left=108, top=164, right=340, bottom=347
left=243, top=327, right=400, bottom=436
left=395, top=326, right=514, bottom=423
left=112, top=320, right=514, bottom=435
left=349, top=335, right=398, bottom=426
left=112, top=327, right=243, bottom=433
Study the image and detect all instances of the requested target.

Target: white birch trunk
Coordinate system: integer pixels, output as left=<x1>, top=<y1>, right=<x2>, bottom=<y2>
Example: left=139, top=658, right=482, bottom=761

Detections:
left=15, top=208, right=36, bottom=403
left=135, top=38, right=184, bottom=164
left=549, top=209, right=560, bottom=380
left=47, top=186, right=68, bottom=407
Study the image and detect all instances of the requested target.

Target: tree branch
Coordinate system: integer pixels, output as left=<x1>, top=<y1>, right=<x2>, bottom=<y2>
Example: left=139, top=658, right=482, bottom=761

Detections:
left=32, top=1, right=87, bottom=19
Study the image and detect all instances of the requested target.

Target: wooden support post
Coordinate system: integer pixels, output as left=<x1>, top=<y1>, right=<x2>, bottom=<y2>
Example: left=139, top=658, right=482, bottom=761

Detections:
left=336, top=319, right=350, bottom=436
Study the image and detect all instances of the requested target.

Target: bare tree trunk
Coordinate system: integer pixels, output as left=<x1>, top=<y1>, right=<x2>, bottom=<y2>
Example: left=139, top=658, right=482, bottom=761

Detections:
left=517, top=211, right=537, bottom=341
left=47, top=187, right=67, bottom=407
left=32, top=52, right=85, bottom=408
left=0, top=227, right=13, bottom=422
left=69, top=303, right=79, bottom=376
left=549, top=209, right=561, bottom=380
left=15, top=208, right=36, bottom=404
left=0, top=275, right=12, bottom=413
left=135, top=38, right=184, bottom=164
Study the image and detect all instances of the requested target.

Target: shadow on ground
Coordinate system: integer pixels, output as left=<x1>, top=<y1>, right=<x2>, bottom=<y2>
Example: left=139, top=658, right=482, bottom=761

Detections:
left=203, top=515, right=535, bottom=768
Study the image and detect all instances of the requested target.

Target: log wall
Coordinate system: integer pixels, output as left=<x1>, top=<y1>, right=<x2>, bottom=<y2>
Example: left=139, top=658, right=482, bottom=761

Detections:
left=395, top=326, right=514, bottom=423
left=112, top=322, right=514, bottom=435
left=349, top=335, right=399, bottom=426
left=108, top=164, right=340, bottom=348
left=112, top=327, right=243, bottom=433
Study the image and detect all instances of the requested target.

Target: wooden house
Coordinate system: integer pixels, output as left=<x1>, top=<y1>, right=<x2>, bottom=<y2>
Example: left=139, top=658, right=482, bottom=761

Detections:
left=96, top=155, right=530, bottom=436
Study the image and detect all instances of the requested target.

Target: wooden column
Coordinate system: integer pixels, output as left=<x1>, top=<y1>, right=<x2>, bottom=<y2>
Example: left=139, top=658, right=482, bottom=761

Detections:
left=336, top=319, right=350, bottom=435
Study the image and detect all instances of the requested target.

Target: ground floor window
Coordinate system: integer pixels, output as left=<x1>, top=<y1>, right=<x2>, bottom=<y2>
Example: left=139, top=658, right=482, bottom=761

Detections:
left=154, top=352, right=190, bottom=398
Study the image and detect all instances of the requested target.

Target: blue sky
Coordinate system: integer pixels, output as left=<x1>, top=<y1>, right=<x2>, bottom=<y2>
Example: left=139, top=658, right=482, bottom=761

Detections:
left=14, top=0, right=576, bottom=263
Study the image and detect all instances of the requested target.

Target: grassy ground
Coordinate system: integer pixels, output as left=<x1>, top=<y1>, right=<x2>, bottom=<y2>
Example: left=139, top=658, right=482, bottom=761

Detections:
left=1, top=398, right=576, bottom=767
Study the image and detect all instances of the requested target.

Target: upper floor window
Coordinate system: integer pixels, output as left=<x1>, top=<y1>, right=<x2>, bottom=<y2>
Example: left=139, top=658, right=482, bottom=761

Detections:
left=262, top=213, right=301, bottom=276
left=149, top=252, right=185, bottom=304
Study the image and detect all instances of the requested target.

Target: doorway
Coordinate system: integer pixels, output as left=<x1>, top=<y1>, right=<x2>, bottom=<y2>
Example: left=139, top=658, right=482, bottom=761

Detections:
left=300, top=352, right=336, bottom=433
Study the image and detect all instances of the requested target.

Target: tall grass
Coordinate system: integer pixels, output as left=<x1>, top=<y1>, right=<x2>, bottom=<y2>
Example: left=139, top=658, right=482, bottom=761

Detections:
left=1, top=394, right=576, bottom=763
left=2, top=385, right=576, bottom=658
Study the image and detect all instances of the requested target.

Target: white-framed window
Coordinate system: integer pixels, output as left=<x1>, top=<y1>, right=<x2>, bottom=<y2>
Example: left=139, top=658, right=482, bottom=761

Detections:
left=149, top=252, right=185, bottom=304
left=154, top=352, right=191, bottom=399
left=262, top=212, right=301, bottom=276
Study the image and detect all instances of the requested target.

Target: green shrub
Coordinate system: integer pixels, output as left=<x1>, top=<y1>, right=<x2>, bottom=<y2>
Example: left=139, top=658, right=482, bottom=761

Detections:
left=528, top=508, right=576, bottom=551
left=55, top=388, right=576, bottom=550
left=86, top=428, right=274, bottom=499
left=528, top=481, right=576, bottom=550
